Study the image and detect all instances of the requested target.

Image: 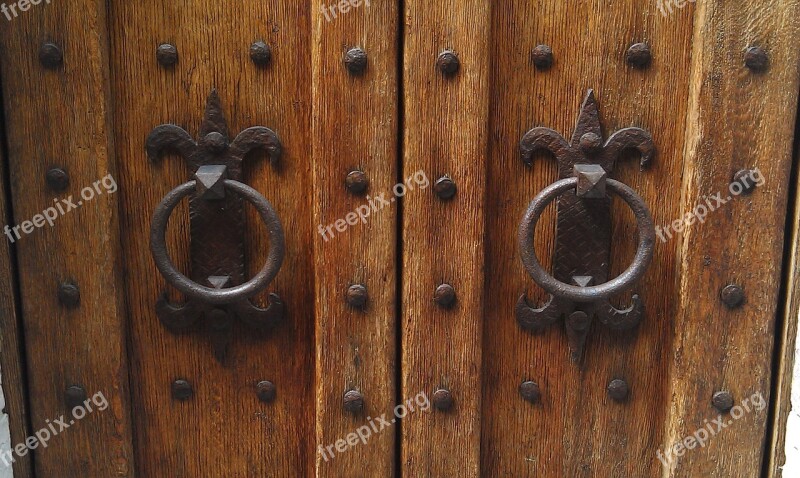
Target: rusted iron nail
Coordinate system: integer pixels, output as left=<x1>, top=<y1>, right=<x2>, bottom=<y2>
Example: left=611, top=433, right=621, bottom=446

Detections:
left=256, top=381, right=276, bottom=403
left=344, top=47, right=368, bottom=75
left=712, top=391, right=734, bottom=412
left=626, top=43, right=652, bottom=68
left=519, top=381, right=541, bottom=404
left=574, top=164, right=607, bottom=198
left=432, top=388, right=454, bottom=411
left=65, top=385, right=87, bottom=409
left=250, top=41, right=272, bottom=67
left=720, top=284, right=745, bottom=309
left=733, top=169, right=758, bottom=195
left=434, top=283, right=456, bottom=309
left=343, top=389, right=364, bottom=413
left=172, top=379, right=193, bottom=401
left=156, top=43, right=179, bottom=67
left=39, top=42, right=63, bottom=69
left=607, top=379, right=629, bottom=402
left=567, top=311, right=591, bottom=332
left=744, top=46, right=768, bottom=72
left=437, top=50, right=460, bottom=76
left=579, top=132, right=603, bottom=155
left=202, top=132, right=229, bottom=154
left=46, top=167, right=70, bottom=192
left=346, top=284, right=368, bottom=309
left=531, top=45, right=554, bottom=70
left=58, top=282, right=81, bottom=308
left=434, top=176, right=457, bottom=200
left=345, top=170, right=369, bottom=194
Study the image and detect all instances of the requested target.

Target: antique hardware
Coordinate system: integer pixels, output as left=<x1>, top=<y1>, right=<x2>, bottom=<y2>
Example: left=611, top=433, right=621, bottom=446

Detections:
left=437, top=50, right=460, bottom=76
left=712, top=391, right=735, bottom=412
left=720, top=284, right=745, bottom=309
left=531, top=45, right=554, bottom=70
left=147, top=90, right=285, bottom=363
left=156, top=43, right=178, bottom=67
left=344, top=47, right=368, bottom=75
left=434, top=283, right=456, bottom=308
left=39, top=42, right=62, bottom=68
left=734, top=169, right=758, bottom=195
left=171, top=380, right=193, bottom=401
left=64, top=385, right=87, bottom=409
left=256, top=381, right=277, bottom=403
left=345, top=170, right=369, bottom=194
left=343, top=390, right=364, bottom=413
left=516, top=90, right=655, bottom=363
left=744, top=46, right=769, bottom=72
left=434, top=175, right=457, bottom=200
left=346, top=284, right=368, bottom=309
left=57, top=282, right=80, bottom=308
left=607, top=379, right=629, bottom=402
left=626, top=43, right=652, bottom=68
left=432, top=389, right=454, bottom=411
left=519, top=381, right=541, bottom=404
left=250, top=41, right=272, bottom=67
left=45, top=167, right=69, bottom=192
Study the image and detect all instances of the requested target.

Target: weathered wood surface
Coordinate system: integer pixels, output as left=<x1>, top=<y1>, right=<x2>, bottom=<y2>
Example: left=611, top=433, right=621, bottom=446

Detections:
left=0, top=0, right=135, bottom=476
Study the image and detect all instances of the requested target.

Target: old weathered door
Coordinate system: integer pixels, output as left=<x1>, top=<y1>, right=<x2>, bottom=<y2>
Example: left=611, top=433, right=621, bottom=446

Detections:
left=0, top=0, right=799, bottom=477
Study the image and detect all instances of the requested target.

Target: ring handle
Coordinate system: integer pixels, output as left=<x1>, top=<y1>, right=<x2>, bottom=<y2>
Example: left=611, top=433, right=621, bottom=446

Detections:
left=150, top=179, right=285, bottom=305
left=519, top=176, right=655, bottom=303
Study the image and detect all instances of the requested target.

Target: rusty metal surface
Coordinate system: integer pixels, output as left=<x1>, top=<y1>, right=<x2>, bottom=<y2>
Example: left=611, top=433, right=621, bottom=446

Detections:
left=146, top=90, right=285, bottom=362
left=516, top=90, right=655, bottom=364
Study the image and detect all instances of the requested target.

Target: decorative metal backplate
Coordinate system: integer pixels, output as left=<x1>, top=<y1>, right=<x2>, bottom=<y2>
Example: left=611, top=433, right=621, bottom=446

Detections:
left=516, top=89, right=655, bottom=363
left=146, top=90, right=285, bottom=362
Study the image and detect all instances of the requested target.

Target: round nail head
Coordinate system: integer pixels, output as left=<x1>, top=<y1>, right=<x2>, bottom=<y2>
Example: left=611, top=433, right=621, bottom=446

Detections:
left=156, top=43, right=179, bottom=67
left=172, top=379, right=193, bottom=401
left=432, top=388, right=454, bottom=411
left=250, top=41, right=272, bottom=67
left=39, top=42, right=63, bottom=69
left=519, top=381, right=541, bottom=404
left=720, top=284, right=745, bottom=309
left=343, top=390, right=364, bottom=413
left=626, top=43, right=652, bottom=68
left=712, top=391, right=734, bottom=412
left=744, top=46, right=769, bottom=72
left=58, top=282, right=81, bottom=308
left=203, top=132, right=229, bottom=154
left=345, top=170, right=369, bottom=194
left=434, top=283, right=456, bottom=308
left=434, top=176, right=457, bottom=200
left=256, top=381, right=277, bottom=403
left=346, top=284, right=368, bottom=308
left=607, top=379, right=629, bottom=402
left=531, top=45, right=554, bottom=70
left=65, top=385, right=87, bottom=409
left=344, top=47, right=368, bottom=75
left=46, top=167, right=70, bottom=192
left=580, top=132, right=603, bottom=154
left=437, top=50, right=460, bottom=76
left=733, top=169, right=758, bottom=195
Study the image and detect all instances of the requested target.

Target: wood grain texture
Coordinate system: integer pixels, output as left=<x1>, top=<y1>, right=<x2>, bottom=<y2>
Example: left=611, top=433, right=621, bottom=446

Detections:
left=665, top=0, right=800, bottom=476
left=0, top=92, right=33, bottom=478
left=109, top=1, right=315, bottom=475
left=483, top=1, right=693, bottom=476
left=311, top=0, right=399, bottom=476
left=768, top=117, right=800, bottom=477
left=402, top=0, right=490, bottom=476
left=0, top=1, right=135, bottom=476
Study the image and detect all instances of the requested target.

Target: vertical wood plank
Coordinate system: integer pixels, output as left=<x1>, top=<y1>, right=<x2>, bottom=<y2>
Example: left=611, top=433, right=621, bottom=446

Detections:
left=311, top=0, right=399, bottom=476
left=109, top=0, right=316, bottom=476
left=0, top=1, right=135, bottom=476
left=0, top=95, right=33, bottom=478
left=402, top=0, right=490, bottom=475
left=666, top=0, right=800, bottom=476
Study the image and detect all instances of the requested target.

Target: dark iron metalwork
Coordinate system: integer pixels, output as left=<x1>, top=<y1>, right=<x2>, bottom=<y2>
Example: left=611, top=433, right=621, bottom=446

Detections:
left=519, top=381, right=541, bottom=404
left=45, top=167, right=69, bottom=192
left=39, top=42, right=63, bottom=69
left=346, top=284, right=368, bottom=309
left=434, top=176, right=457, bottom=200
left=434, top=283, right=456, bottom=309
left=733, top=169, right=758, bottom=195
left=607, top=379, right=630, bottom=402
left=256, top=381, right=277, bottom=403
left=626, top=43, right=652, bottom=68
left=517, top=90, right=655, bottom=364
left=432, top=389, right=454, bottom=411
left=171, top=379, right=193, bottom=401
left=744, top=46, right=769, bottom=72
left=250, top=41, right=272, bottom=67
left=720, top=284, right=745, bottom=309
left=343, top=390, right=364, bottom=413
left=147, top=90, right=285, bottom=363
left=712, top=391, right=734, bottom=412
left=156, top=43, right=178, bottom=67
left=436, top=50, right=460, bottom=76
left=344, top=47, right=368, bottom=75
left=65, top=385, right=87, bottom=409
left=345, top=170, right=369, bottom=194
left=58, top=282, right=81, bottom=308
left=531, top=45, right=554, bottom=70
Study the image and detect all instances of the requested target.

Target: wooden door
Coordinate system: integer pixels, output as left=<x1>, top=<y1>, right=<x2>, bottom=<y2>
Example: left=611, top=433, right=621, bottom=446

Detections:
left=0, top=1, right=799, bottom=477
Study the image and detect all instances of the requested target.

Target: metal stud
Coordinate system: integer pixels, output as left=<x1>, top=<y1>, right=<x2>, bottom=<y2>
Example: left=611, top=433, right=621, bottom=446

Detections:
left=579, top=132, right=603, bottom=155
left=436, top=50, right=460, bottom=76
left=720, top=284, right=745, bottom=309
left=46, top=167, right=70, bottom=192
left=39, top=42, right=63, bottom=69
left=626, top=43, right=652, bottom=68
left=345, top=170, right=369, bottom=195
left=744, top=46, right=769, bottom=72
left=434, top=176, right=457, bottom=200
left=250, top=41, right=272, bottom=67
left=156, top=43, right=179, bottom=67
left=712, top=391, right=734, bottom=412
left=58, top=282, right=81, bottom=308
left=607, top=379, right=629, bottom=402
left=343, top=389, right=364, bottom=413
left=64, top=385, right=87, bottom=409
left=434, top=283, right=456, bottom=309
left=256, top=381, right=276, bottom=403
left=171, top=379, right=193, bottom=401
left=344, top=47, right=368, bottom=75
left=346, top=284, right=368, bottom=309
left=531, top=45, right=554, bottom=70
left=733, top=169, right=758, bottom=196
left=432, top=388, right=454, bottom=411
left=519, top=381, right=541, bottom=404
